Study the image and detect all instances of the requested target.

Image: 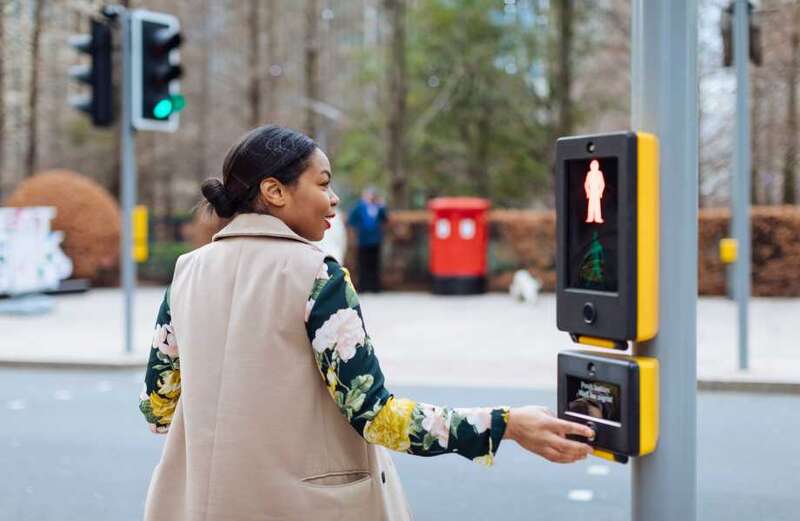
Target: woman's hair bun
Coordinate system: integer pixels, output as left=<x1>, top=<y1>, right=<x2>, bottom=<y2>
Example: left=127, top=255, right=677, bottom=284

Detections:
left=200, top=178, right=237, bottom=218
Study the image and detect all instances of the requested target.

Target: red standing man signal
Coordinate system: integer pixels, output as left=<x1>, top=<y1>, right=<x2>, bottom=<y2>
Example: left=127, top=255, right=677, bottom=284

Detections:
left=584, top=160, right=605, bottom=224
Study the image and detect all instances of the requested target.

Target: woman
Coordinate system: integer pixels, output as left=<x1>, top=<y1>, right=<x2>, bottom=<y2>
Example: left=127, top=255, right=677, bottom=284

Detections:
left=140, top=125, right=594, bottom=521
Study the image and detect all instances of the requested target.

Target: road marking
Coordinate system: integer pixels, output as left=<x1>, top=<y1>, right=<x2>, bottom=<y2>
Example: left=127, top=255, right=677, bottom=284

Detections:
left=567, top=489, right=594, bottom=502
left=6, top=399, right=25, bottom=410
left=96, top=381, right=113, bottom=393
left=587, top=464, right=610, bottom=476
left=53, top=390, right=73, bottom=401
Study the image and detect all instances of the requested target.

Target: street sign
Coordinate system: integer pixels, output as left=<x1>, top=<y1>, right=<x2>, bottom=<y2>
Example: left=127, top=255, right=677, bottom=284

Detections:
left=555, top=131, right=659, bottom=348
left=558, top=350, right=659, bottom=463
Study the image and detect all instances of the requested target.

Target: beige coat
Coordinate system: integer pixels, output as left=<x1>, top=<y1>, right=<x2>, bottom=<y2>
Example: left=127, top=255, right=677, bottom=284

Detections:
left=144, top=213, right=411, bottom=521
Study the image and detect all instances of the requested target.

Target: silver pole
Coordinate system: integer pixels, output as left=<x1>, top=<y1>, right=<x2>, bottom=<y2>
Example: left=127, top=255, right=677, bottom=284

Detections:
left=631, top=2, right=697, bottom=521
left=120, top=9, right=137, bottom=355
left=733, top=0, right=751, bottom=370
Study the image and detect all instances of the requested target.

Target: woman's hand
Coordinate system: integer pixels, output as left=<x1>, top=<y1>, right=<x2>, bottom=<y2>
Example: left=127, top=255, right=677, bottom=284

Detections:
left=504, top=406, right=595, bottom=463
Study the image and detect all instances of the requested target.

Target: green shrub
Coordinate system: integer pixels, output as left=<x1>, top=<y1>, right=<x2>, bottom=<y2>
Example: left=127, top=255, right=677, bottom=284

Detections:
left=139, top=242, right=193, bottom=284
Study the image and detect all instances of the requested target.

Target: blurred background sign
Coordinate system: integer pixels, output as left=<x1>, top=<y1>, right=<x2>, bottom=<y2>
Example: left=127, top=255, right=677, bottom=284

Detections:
left=0, top=207, right=72, bottom=297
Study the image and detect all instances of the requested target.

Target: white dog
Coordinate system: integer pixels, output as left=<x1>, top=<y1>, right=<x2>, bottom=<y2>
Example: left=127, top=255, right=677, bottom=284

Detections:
left=510, top=269, right=541, bottom=304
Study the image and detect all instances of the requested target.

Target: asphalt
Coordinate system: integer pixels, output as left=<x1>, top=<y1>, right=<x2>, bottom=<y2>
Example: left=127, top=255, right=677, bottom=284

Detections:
left=1, top=369, right=797, bottom=521
left=1, top=288, right=799, bottom=393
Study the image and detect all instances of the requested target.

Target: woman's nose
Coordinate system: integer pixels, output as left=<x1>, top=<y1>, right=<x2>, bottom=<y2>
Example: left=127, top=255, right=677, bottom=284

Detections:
left=330, top=190, right=340, bottom=207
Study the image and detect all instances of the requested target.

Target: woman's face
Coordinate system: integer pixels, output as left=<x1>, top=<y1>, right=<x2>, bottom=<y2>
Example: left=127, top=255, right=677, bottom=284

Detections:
left=279, top=148, right=339, bottom=242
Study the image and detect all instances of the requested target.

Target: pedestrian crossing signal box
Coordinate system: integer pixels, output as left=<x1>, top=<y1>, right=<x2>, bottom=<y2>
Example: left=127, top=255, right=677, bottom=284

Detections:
left=555, top=131, right=659, bottom=348
left=558, top=351, right=659, bottom=463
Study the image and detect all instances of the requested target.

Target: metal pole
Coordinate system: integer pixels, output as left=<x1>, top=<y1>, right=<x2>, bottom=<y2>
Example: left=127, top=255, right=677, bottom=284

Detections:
left=733, top=0, right=751, bottom=370
left=631, top=2, right=697, bottom=521
left=120, top=9, right=137, bottom=354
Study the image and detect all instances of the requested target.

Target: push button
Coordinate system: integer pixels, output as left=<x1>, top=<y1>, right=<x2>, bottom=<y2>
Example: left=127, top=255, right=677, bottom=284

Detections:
left=582, top=302, right=596, bottom=324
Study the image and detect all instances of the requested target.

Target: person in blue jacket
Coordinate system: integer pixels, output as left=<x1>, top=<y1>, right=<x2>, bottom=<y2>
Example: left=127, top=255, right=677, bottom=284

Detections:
left=347, top=187, right=388, bottom=292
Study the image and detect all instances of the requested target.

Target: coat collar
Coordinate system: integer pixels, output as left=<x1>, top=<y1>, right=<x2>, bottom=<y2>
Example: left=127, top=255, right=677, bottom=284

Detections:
left=212, top=213, right=319, bottom=249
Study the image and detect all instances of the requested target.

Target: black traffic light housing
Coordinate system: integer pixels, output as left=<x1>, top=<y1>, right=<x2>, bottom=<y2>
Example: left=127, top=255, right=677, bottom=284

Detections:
left=131, top=9, right=184, bottom=132
left=68, top=19, right=113, bottom=127
left=721, top=1, right=763, bottom=67
left=555, top=132, right=659, bottom=346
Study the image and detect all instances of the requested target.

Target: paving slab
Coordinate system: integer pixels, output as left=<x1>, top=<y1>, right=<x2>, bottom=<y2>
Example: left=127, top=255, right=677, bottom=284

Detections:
left=1, top=288, right=798, bottom=392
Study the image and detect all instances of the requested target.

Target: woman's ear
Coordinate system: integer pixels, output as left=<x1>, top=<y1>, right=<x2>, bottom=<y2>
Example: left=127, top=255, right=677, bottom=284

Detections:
left=260, top=177, right=287, bottom=208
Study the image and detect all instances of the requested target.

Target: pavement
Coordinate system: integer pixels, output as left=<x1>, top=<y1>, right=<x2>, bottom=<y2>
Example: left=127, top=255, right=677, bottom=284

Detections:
left=1, top=287, right=799, bottom=392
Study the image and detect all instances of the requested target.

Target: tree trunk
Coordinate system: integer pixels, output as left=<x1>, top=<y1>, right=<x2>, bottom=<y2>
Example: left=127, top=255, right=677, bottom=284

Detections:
left=384, top=0, right=408, bottom=208
left=0, top=1, right=5, bottom=197
left=554, top=0, right=574, bottom=137
left=248, top=0, right=262, bottom=128
left=264, top=1, right=278, bottom=123
left=195, top=0, right=211, bottom=184
left=751, top=73, right=761, bottom=205
left=25, top=0, right=45, bottom=178
left=782, top=5, right=799, bottom=204
left=304, top=0, right=320, bottom=137
left=110, top=0, right=131, bottom=198
left=474, top=103, right=492, bottom=196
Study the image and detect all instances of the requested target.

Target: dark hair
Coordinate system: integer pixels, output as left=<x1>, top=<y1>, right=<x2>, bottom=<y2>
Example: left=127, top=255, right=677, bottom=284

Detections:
left=200, top=125, right=317, bottom=219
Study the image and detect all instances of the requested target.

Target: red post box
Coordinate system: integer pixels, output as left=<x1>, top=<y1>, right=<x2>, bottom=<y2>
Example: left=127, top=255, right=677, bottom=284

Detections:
left=428, top=197, right=491, bottom=294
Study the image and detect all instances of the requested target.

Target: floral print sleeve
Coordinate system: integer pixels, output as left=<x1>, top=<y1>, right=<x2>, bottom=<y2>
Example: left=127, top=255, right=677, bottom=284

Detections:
left=305, top=259, right=510, bottom=466
left=139, top=287, right=181, bottom=434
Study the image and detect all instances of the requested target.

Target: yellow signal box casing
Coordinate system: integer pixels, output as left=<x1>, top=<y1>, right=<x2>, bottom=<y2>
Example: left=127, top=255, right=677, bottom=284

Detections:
left=133, top=205, right=149, bottom=263
left=555, top=131, right=659, bottom=348
left=558, top=351, right=659, bottom=463
left=634, top=355, right=659, bottom=456
left=636, top=133, right=659, bottom=343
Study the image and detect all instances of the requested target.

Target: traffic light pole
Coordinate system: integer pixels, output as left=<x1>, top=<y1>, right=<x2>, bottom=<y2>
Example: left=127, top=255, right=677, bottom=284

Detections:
left=732, top=0, right=751, bottom=370
left=120, top=8, right=137, bottom=355
left=630, top=2, right=698, bottom=521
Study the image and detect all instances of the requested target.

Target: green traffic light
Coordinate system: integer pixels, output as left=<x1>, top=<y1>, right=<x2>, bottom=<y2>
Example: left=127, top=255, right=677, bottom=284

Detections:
left=153, top=98, right=174, bottom=119
left=171, top=94, right=186, bottom=113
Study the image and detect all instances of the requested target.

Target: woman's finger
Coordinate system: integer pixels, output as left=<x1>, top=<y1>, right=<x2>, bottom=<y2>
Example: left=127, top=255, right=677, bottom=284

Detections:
left=551, top=435, right=594, bottom=457
left=556, top=418, right=595, bottom=439
left=542, top=447, right=572, bottom=464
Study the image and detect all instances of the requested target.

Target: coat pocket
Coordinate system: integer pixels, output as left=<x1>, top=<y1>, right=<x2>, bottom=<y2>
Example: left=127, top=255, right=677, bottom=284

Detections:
left=301, top=470, right=371, bottom=487
left=299, top=471, right=377, bottom=519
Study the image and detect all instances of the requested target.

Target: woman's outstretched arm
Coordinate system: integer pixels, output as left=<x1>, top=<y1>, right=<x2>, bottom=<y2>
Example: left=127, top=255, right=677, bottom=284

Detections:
left=306, top=259, right=509, bottom=465
left=306, top=259, right=594, bottom=465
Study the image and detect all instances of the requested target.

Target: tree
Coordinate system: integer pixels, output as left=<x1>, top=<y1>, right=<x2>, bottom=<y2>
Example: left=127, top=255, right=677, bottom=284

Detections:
left=263, top=1, right=279, bottom=124
left=782, top=2, right=799, bottom=204
left=404, top=0, right=552, bottom=205
left=195, top=0, right=211, bottom=183
left=553, top=0, right=574, bottom=138
left=25, top=0, right=46, bottom=178
left=304, top=0, right=320, bottom=137
left=248, top=0, right=262, bottom=128
left=384, top=0, right=408, bottom=208
left=0, top=0, right=5, bottom=196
